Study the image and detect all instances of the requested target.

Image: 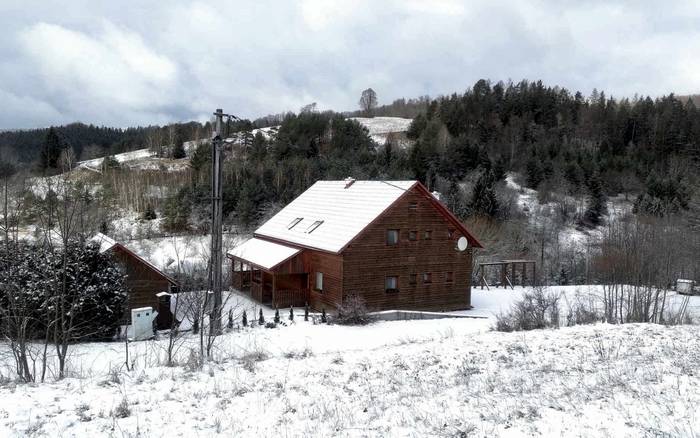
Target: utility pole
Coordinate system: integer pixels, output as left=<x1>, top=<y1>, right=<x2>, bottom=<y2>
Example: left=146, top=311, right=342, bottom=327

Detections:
left=209, top=108, right=240, bottom=335
left=210, top=109, right=225, bottom=335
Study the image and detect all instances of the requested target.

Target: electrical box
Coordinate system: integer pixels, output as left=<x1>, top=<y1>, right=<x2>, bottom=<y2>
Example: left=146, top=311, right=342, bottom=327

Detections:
left=131, top=307, right=158, bottom=341
left=677, top=279, right=696, bottom=295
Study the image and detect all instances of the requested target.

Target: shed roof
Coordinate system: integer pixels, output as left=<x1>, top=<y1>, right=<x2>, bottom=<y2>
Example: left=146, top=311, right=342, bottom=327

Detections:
left=227, top=237, right=301, bottom=271
left=90, top=233, right=177, bottom=285
left=90, top=232, right=118, bottom=254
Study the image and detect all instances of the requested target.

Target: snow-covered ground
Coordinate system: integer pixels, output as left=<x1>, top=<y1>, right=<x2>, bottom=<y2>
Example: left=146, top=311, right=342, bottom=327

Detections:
left=350, top=116, right=413, bottom=146
left=0, top=286, right=698, bottom=437
left=78, top=148, right=156, bottom=171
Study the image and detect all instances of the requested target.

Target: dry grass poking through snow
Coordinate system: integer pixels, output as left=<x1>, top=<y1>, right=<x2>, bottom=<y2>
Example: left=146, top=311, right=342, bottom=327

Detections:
left=0, top=323, right=699, bottom=437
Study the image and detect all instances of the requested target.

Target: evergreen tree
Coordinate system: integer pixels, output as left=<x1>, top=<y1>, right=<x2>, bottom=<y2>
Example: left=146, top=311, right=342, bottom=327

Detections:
left=40, top=127, right=62, bottom=171
left=142, top=204, right=157, bottom=221
left=274, top=307, right=280, bottom=324
left=304, top=302, right=309, bottom=322
left=289, top=306, right=294, bottom=321
left=227, top=309, right=233, bottom=330
left=172, top=128, right=186, bottom=159
left=582, top=172, right=607, bottom=227
left=321, top=307, right=327, bottom=323
left=525, top=157, right=544, bottom=189
left=242, top=310, right=248, bottom=327
left=258, top=308, right=264, bottom=325
left=469, top=170, right=500, bottom=218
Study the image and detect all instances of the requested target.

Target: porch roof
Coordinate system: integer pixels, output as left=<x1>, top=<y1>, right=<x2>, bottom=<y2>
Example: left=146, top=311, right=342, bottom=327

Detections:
left=227, top=237, right=301, bottom=271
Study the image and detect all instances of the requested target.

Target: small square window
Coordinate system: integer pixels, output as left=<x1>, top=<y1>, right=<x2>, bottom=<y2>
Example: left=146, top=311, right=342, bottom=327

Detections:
left=385, top=276, right=398, bottom=292
left=446, top=272, right=454, bottom=283
left=409, top=274, right=417, bottom=285
left=315, top=272, right=324, bottom=291
left=408, top=202, right=418, bottom=211
left=408, top=230, right=417, bottom=241
left=386, top=229, right=399, bottom=245
left=423, top=273, right=432, bottom=284
left=424, top=230, right=432, bottom=240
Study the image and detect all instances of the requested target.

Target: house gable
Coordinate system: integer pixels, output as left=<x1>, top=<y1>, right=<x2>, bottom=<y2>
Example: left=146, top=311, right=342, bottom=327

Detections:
left=341, top=185, right=474, bottom=311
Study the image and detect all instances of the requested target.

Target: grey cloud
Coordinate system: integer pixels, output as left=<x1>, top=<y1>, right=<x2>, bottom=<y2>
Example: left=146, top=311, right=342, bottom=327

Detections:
left=1, top=0, right=698, bottom=129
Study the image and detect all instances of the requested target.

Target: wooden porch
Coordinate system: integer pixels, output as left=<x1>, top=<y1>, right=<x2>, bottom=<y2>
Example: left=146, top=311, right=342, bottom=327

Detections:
left=230, top=256, right=309, bottom=308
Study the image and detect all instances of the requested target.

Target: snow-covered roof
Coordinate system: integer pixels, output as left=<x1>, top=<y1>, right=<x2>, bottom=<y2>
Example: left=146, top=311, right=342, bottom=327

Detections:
left=89, top=233, right=178, bottom=284
left=90, top=232, right=118, bottom=254
left=255, top=180, right=417, bottom=253
left=227, top=237, right=301, bottom=270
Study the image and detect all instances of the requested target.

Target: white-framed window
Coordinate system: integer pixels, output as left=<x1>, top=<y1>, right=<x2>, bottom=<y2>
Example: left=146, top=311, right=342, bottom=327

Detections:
left=386, top=229, right=399, bottom=245
left=315, top=272, right=324, bottom=291
left=385, top=276, right=398, bottom=293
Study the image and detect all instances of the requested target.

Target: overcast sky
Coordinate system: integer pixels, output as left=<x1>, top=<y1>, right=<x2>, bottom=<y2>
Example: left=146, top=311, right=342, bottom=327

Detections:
left=1, top=0, right=699, bottom=130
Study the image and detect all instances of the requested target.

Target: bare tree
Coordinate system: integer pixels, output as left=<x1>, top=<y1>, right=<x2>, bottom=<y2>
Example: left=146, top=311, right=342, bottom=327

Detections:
left=359, top=88, right=378, bottom=116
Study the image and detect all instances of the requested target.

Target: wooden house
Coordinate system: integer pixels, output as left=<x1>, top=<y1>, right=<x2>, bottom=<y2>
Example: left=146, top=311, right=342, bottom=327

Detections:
left=227, top=179, right=483, bottom=312
left=91, top=233, right=177, bottom=329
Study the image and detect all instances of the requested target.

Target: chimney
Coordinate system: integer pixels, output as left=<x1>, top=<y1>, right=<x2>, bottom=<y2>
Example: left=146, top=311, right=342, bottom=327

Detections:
left=344, top=177, right=356, bottom=189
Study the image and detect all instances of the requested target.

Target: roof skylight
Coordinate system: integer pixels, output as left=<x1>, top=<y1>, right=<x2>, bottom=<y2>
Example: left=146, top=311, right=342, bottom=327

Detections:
left=306, top=220, right=324, bottom=234
left=287, top=217, right=303, bottom=229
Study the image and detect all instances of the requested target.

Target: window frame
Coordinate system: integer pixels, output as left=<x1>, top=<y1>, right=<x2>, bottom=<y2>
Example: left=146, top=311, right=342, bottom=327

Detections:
left=409, top=273, right=417, bottom=285
left=385, top=276, right=399, bottom=293
left=408, top=230, right=418, bottom=241
left=287, top=217, right=303, bottom=230
left=306, top=220, right=324, bottom=234
left=314, top=271, right=324, bottom=292
left=422, top=272, right=432, bottom=284
left=446, top=271, right=454, bottom=283
left=386, top=229, right=400, bottom=246
left=423, top=230, right=432, bottom=240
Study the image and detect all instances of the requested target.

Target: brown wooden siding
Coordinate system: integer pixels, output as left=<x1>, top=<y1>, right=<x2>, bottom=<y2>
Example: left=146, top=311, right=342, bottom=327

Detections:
left=305, top=251, right=343, bottom=311
left=112, top=247, right=173, bottom=322
left=342, top=187, right=473, bottom=311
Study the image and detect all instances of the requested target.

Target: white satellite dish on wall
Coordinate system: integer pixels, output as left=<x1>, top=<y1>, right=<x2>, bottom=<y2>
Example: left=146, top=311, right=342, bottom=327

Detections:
left=456, top=236, right=469, bottom=252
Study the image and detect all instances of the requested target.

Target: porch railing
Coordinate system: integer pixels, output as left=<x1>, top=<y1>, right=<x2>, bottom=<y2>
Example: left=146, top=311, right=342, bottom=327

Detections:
left=273, top=289, right=309, bottom=309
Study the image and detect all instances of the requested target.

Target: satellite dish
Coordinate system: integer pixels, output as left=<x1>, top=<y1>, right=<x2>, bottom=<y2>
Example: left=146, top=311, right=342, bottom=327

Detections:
left=456, top=236, right=469, bottom=252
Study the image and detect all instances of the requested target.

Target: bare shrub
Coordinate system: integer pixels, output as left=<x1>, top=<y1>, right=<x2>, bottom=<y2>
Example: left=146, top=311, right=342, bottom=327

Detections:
left=240, top=349, right=269, bottom=372
left=183, top=348, right=202, bottom=372
left=112, top=396, right=131, bottom=419
left=335, top=294, right=373, bottom=325
left=494, top=287, right=561, bottom=332
left=565, top=295, right=602, bottom=327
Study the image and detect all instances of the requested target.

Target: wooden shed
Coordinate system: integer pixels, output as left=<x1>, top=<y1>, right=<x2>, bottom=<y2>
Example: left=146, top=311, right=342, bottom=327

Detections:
left=228, top=179, right=483, bottom=312
left=91, top=233, right=178, bottom=329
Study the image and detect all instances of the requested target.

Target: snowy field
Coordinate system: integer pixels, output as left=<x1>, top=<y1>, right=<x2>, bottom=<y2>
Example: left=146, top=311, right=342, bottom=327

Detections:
left=351, top=116, right=413, bottom=146
left=0, top=286, right=698, bottom=437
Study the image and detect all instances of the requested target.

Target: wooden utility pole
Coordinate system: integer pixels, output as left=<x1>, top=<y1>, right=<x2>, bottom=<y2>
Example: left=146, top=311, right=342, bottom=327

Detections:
left=210, top=109, right=225, bottom=334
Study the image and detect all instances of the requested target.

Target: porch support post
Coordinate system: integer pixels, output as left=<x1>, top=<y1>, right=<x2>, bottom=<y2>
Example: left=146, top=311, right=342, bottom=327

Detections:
left=272, top=273, right=277, bottom=308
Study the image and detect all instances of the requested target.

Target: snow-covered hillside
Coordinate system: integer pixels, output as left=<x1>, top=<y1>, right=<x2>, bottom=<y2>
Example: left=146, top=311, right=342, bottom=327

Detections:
left=350, top=116, right=413, bottom=146
left=505, top=172, right=633, bottom=246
